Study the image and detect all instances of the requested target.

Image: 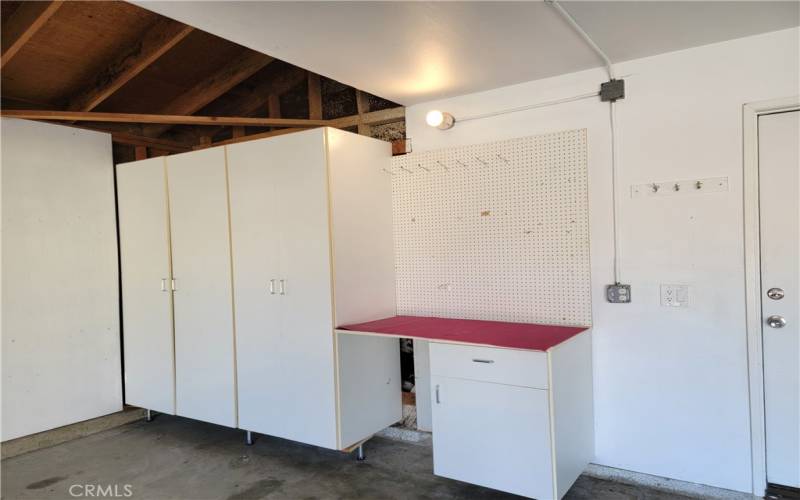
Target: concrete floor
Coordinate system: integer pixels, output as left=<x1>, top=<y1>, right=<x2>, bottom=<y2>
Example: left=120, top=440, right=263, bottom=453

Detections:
left=2, top=415, right=695, bottom=500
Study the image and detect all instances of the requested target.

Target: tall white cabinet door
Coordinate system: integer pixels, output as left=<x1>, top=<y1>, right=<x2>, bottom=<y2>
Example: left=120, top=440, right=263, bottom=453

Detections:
left=229, top=129, right=338, bottom=449
left=116, top=158, right=175, bottom=415
left=167, top=148, right=237, bottom=428
left=430, top=376, right=554, bottom=499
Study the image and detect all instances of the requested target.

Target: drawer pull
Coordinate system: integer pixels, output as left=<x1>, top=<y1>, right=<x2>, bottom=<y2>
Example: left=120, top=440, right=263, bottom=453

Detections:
left=472, top=358, right=495, bottom=364
left=435, top=384, right=440, bottom=404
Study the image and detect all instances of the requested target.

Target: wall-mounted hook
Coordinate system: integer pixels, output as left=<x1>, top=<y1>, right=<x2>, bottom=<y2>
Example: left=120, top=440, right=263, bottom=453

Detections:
left=455, top=159, right=467, bottom=168
left=496, top=154, right=510, bottom=164
left=475, top=156, right=488, bottom=166
left=651, top=183, right=660, bottom=193
left=418, top=163, right=430, bottom=172
left=695, top=180, right=703, bottom=190
left=400, top=166, right=414, bottom=174
left=436, top=160, right=449, bottom=171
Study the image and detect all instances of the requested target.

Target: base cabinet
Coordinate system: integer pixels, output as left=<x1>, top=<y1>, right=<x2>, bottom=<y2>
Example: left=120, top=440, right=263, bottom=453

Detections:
left=431, top=376, right=554, bottom=499
left=429, top=332, right=594, bottom=500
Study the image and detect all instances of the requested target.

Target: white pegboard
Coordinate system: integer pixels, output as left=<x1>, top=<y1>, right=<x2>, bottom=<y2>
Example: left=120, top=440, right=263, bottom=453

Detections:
left=391, top=129, right=592, bottom=327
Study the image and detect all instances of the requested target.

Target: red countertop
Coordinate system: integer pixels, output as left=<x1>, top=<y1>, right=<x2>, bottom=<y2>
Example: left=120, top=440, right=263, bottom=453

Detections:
left=338, top=315, right=588, bottom=352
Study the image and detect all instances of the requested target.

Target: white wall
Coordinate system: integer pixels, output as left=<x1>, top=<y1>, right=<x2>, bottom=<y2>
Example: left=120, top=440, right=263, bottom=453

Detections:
left=1, top=118, right=122, bottom=441
left=406, top=28, right=800, bottom=493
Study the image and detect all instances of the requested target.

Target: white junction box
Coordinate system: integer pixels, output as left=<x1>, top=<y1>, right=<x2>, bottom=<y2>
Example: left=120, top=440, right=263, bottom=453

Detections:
left=661, top=284, right=689, bottom=307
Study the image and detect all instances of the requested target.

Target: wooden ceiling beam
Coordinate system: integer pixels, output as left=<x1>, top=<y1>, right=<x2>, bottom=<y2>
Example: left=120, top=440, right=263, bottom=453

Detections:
left=1, top=0, right=63, bottom=69
left=0, top=109, right=329, bottom=128
left=141, top=50, right=275, bottom=137
left=329, top=107, right=405, bottom=128
left=198, top=106, right=406, bottom=149
left=67, top=20, right=194, bottom=112
left=199, top=127, right=309, bottom=149
left=41, top=122, right=191, bottom=152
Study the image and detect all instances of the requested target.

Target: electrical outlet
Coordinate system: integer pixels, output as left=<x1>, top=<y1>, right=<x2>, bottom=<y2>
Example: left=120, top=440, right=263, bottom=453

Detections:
left=661, top=284, right=689, bottom=307
left=607, top=284, right=631, bottom=303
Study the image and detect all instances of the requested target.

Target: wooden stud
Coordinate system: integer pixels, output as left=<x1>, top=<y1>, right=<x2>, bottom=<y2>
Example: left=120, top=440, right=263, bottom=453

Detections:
left=68, top=21, right=194, bottom=112
left=1, top=1, right=63, bottom=69
left=355, top=90, right=371, bottom=136
left=0, top=109, right=329, bottom=128
left=232, top=126, right=245, bottom=138
left=134, top=146, right=148, bottom=160
left=267, top=94, right=281, bottom=118
left=141, top=50, right=275, bottom=137
left=307, top=72, right=322, bottom=120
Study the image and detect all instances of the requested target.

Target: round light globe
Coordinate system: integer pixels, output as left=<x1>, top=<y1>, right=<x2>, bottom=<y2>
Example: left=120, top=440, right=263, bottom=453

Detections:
left=426, top=110, right=444, bottom=127
left=425, top=110, right=455, bottom=130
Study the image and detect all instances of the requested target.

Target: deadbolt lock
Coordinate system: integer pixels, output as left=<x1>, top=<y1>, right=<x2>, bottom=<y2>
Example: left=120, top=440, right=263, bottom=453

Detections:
left=767, top=288, right=785, bottom=300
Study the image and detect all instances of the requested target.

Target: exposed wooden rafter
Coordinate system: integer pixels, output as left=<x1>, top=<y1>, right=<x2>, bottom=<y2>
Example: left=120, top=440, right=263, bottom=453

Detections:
left=182, top=66, right=304, bottom=143
left=68, top=20, right=194, bottom=112
left=141, top=50, right=275, bottom=137
left=1, top=109, right=328, bottom=128
left=1, top=0, right=63, bottom=69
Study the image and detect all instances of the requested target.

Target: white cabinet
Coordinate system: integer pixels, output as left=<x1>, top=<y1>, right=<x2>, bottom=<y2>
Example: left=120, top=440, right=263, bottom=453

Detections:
left=429, top=332, right=594, bottom=500
left=431, top=375, right=555, bottom=499
left=167, top=148, right=237, bottom=428
left=119, top=127, right=399, bottom=448
left=117, top=157, right=175, bottom=416
left=118, top=149, right=237, bottom=428
left=229, top=128, right=399, bottom=449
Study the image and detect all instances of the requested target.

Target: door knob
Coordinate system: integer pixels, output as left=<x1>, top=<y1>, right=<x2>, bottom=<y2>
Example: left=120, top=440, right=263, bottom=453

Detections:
left=766, top=315, right=787, bottom=328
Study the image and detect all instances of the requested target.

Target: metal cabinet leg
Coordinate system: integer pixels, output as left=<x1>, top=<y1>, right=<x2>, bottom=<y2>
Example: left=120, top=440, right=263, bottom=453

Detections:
left=356, top=444, right=365, bottom=461
left=245, top=430, right=254, bottom=446
left=145, top=409, right=152, bottom=422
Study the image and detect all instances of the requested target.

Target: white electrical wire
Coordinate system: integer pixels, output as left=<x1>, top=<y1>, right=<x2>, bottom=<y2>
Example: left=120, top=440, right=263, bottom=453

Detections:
left=548, top=0, right=622, bottom=284
left=457, top=91, right=600, bottom=123
left=547, top=0, right=616, bottom=80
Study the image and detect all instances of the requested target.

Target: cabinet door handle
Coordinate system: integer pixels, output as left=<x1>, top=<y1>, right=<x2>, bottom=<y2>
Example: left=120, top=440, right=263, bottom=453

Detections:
left=472, top=358, right=494, bottom=364
left=161, top=278, right=167, bottom=292
left=435, top=384, right=440, bottom=404
left=269, top=279, right=276, bottom=295
left=171, top=278, right=177, bottom=291
left=279, top=279, right=286, bottom=295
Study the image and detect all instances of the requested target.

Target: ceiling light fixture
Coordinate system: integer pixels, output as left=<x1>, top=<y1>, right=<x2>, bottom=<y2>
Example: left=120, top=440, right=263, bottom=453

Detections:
left=425, top=110, right=455, bottom=130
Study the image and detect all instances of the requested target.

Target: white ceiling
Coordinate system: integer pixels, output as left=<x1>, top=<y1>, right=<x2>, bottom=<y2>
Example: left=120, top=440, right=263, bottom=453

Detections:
left=135, top=1, right=800, bottom=105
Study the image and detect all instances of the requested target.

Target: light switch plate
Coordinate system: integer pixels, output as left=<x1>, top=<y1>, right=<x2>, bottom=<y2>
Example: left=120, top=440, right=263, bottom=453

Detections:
left=661, top=284, right=689, bottom=307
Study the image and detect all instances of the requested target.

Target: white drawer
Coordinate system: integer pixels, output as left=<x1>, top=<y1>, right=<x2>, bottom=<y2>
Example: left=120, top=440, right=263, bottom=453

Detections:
left=429, top=342, right=549, bottom=389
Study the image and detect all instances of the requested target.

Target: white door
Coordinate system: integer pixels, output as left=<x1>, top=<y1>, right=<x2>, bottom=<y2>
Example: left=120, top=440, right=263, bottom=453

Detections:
left=228, top=130, right=338, bottom=449
left=430, top=376, right=554, bottom=499
left=167, top=148, right=237, bottom=428
left=759, top=110, right=799, bottom=488
left=116, top=158, right=175, bottom=415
